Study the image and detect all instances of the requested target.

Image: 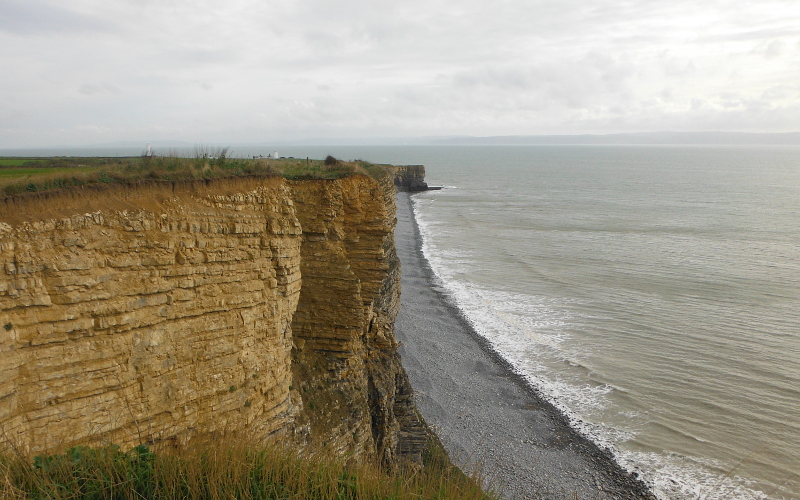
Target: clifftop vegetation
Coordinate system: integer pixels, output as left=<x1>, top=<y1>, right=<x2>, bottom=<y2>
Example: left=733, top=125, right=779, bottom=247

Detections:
left=0, top=152, right=389, bottom=200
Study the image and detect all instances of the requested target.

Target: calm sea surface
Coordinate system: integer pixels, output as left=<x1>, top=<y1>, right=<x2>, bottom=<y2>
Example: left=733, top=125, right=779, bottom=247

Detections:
left=301, top=145, right=798, bottom=500
left=395, top=146, right=800, bottom=500
left=8, top=144, right=800, bottom=499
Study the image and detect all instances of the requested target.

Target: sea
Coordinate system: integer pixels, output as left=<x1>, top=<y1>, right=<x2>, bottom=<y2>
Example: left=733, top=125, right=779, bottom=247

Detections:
left=5, top=144, right=800, bottom=499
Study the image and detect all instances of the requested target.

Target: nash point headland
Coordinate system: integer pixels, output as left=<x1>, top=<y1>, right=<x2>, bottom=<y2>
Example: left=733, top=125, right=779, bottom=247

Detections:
left=0, top=154, right=653, bottom=499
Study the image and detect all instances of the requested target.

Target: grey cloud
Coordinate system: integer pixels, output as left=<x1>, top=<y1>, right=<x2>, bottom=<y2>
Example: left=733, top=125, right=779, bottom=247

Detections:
left=79, top=84, right=121, bottom=95
left=700, top=26, right=800, bottom=43
left=303, top=30, right=346, bottom=52
left=450, top=51, right=635, bottom=110
left=760, top=85, right=798, bottom=101
left=167, top=47, right=241, bottom=66
left=660, top=56, right=697, bottom=77
left=0, top=0, right=106, bottom=35
left=764, top=40, right=786, bottom=58
left=1, top=0, right=799, bottom=147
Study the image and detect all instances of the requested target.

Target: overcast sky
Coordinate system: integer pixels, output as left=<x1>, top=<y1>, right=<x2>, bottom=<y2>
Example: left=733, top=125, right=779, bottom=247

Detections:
left=2, top=0, right=800, bottom=147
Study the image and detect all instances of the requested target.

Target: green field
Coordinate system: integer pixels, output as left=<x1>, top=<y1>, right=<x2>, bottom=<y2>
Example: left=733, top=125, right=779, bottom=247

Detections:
left=0, top=166, right=99, bottom=179
left=0, top=158, right=45, bottom=167
left=0, top=157, right=110, bottom=181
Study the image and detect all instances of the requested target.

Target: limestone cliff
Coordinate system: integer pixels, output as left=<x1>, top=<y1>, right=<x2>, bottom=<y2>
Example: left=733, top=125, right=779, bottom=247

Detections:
left=392, top=165, right=428, bottom=192
left=0, top=173, right=425, bottom=462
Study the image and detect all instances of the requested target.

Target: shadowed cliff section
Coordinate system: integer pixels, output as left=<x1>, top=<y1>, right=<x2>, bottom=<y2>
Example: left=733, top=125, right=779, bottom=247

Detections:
left=0, top=171, right=426, bottom=465
left=393, top=165, right=429, bottom=192
left=288, top=175, right=425, bottom=464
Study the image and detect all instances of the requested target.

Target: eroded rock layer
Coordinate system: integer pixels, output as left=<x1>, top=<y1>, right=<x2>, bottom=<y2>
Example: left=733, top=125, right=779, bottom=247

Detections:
left=0, top=174, right=424, bottom=462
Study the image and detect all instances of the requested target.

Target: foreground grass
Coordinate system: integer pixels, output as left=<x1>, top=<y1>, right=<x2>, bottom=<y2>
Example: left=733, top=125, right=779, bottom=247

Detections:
left=0, top=153, right=389, bottom=200
left=0, top=438, right=492, bottom=500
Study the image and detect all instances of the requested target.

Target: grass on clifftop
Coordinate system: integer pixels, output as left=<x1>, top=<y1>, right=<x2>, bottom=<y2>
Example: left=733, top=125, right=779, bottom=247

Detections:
left=0, top=151, right=390, bottom=200
left=0, top=437, right=493, bottom=500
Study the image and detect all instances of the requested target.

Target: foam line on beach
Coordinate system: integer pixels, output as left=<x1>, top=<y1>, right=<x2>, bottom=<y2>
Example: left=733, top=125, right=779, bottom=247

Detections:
left=404, top=190, right=774, bottom=500
left=393, top=191, right=655, bottom=500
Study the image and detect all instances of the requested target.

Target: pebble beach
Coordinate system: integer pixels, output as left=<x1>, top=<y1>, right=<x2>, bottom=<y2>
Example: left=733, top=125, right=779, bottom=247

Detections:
left=394, top=191, right=655, bottom=500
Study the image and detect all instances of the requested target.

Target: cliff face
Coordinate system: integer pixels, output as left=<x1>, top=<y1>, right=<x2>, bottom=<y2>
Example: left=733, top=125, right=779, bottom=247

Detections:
left=0, top=174, right=424, bottom=462
left=392, top=165, right=428, bottom=192
left=289, top=176, right=424, bottom=463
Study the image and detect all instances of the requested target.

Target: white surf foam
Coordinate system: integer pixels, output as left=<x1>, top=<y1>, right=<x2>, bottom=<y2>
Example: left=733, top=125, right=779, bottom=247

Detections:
left=410, top=193, right=774, bottom=500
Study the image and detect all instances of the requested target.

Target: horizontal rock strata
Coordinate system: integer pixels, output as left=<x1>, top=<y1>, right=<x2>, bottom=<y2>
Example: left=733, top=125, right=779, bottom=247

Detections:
left=0, top=174, right=424, bottom=462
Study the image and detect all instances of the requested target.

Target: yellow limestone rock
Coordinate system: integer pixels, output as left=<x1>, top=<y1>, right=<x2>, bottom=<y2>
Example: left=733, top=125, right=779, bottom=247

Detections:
left=0, top=174, right=425, bottom=464
left=0, top=178, right=301, bottom=451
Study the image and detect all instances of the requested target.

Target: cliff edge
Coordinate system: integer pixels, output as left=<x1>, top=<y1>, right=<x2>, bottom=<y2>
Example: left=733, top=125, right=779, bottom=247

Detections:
left=0, top=172, right=425, bottom=463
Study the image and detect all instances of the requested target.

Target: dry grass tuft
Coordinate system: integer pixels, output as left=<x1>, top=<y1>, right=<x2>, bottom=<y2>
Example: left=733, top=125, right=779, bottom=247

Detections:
left=0, top=435, right=494, bottom=500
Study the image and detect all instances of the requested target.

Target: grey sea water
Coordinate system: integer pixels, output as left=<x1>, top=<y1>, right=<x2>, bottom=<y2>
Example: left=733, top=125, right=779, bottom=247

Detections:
left=7, top=144, right=799, bottom=499
left=395, top=146, right=800, bottom=500
left=286, top=145, right=798, bottom=500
